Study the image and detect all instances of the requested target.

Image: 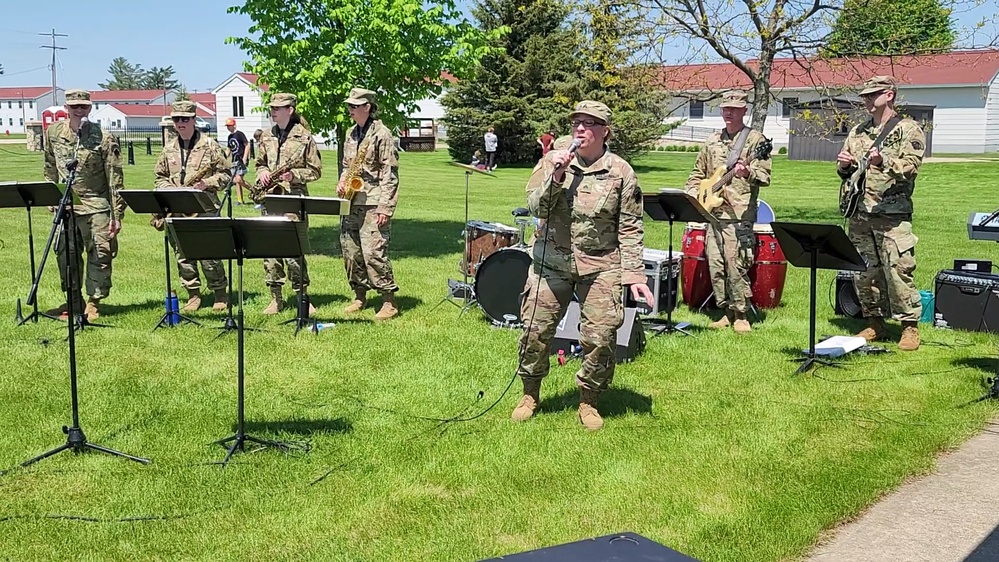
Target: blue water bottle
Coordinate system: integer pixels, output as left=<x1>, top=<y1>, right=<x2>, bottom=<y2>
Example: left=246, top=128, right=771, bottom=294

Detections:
left=168, top=291, right=180, bottom=326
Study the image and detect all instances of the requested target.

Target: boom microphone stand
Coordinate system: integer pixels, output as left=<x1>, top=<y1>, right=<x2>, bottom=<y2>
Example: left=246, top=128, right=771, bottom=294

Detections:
left=19, top=156, right=150, bottom=468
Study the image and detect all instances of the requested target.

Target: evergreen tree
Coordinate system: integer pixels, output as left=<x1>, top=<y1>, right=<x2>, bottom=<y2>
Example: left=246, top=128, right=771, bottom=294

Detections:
left=824, top=0, right=955, bottom=56
left=99, top=57, right=145, bottom=90
left=442, top=0, right=580, bottom=165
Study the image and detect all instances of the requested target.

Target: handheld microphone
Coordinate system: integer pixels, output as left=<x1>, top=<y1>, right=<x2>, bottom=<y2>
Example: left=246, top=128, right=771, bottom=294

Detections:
left=567, top=138, right=581, bottom=154
left=77, top=117, right=89, bottom=136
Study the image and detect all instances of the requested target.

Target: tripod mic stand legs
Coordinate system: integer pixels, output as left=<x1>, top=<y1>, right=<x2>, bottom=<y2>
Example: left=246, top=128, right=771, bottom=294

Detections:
left=21, top=425, right=150, bottom=468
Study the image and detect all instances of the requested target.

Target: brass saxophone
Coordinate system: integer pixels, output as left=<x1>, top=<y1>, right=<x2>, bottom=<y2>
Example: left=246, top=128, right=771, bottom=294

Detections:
left=252, top=144, right=307, bottom=204
left=342, top=139, right=369, bottom=202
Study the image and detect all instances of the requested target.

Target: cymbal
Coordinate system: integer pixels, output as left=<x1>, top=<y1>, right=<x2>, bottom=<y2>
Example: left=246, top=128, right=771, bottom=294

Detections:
left=449, top=161, right=495, bottom=176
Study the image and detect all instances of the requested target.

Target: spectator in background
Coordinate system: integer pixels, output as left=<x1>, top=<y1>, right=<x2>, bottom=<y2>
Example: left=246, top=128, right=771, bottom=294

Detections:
left=225, top=118, right=250, bottom=205
left=538, top=129, right=555, bottom=156
left=484, top=127, right=498, bottom=171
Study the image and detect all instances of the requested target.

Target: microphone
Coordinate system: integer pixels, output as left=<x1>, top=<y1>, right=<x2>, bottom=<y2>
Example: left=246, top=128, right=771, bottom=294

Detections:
left=77, top=117, right=89, bottom=137
left=566, top=138, right=581, bottom=154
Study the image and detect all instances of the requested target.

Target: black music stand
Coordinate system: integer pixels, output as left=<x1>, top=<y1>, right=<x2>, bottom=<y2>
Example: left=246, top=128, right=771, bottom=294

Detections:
left=119, top=189, right=216, bottom=331
left=16, top=171, right=150, bottom=470
left=436, top=162, right=495, bottom=313
left=211, top=162, right=241, bottom=337
left=264, top=194, right=349, bottom=335
left=168, top=216, right=310, bottom=466
left=642, top=189, right=716, bottom=336
left=0, top=181, right=64, bottom=325
left=770, top=222, right=866, bottom=374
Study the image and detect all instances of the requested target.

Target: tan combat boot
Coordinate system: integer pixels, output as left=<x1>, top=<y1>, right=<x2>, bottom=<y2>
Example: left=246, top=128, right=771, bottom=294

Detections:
left=343, top=289, right=367, bottom=314
left=374, top=293, right=399, bottom=320
left=855, top=317, right=889, bottom=342
left=733, top=311, right=751, bottom=334
left=182, top=291, right=202, bottom=312
left=262, top=286, right=284, bottom=315
left=578, top=389, right=604, bottom=431
left=511, top=378, right=542, bottom=422
left=898, top=321, right=920, bottom=351
left=212, top=289, right=229, bottom=311
left=708, top=310, right=732, bottom=329
left=84, top=298, right=100, bottom=323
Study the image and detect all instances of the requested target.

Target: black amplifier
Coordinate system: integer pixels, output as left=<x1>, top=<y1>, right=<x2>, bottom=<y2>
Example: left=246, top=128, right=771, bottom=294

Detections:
left=834, top=270, right=863, bottom=318
left=933, top=269, right=999, bottom=333
left=625, top=248, right=679, bottom=315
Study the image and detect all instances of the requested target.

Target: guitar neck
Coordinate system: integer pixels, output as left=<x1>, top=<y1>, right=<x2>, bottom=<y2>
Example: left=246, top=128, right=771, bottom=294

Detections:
left=712, top=166, right=741, bottom=194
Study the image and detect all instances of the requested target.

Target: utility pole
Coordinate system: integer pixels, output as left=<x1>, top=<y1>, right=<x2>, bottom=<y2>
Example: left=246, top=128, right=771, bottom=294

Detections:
left=40, top=29, right=68, bottom=103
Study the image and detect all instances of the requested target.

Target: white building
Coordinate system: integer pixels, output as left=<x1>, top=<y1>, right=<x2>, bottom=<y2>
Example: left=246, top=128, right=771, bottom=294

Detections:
left=89, top=89, right=174, bottom=110
left=0, top=87, right=64, bottom=133
left=91, top=103, right=214, bottom=130
left=211, top=72, right=271, bottom=136
left=661, top=49, right=999, bottom=153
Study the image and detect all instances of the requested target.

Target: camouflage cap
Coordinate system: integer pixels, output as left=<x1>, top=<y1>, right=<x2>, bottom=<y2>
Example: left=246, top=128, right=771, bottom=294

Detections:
left=170, top=100, right=197, bottom=118
left=345, top=87, right=377, bottom=106
left=570, top=100, right=611, bottom=125
left=860, top=75, right=897, bottom=95
left=270, top=93, right=297, bottom=107
left=719, top=90, right=749, bottom=108
left=65, top=89, right=91, bottom=106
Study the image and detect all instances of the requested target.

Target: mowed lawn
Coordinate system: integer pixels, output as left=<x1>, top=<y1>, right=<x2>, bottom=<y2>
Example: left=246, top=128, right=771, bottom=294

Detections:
left=0, top=143, right=997, bottom=562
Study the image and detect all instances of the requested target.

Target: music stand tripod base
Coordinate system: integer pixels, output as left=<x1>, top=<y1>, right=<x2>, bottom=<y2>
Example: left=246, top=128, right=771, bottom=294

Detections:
left=21, top=425, right=150, bottom=468
left=794, top=355, right=842, bottom=374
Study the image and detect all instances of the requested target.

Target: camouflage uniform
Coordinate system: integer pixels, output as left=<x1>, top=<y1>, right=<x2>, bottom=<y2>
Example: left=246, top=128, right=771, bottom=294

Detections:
left=684, top=91, right=771, bottom=319
left=339, top=88, right=400, bottom=300
left=254, top=93, right=323, bottom=294
left=154, top=101, right=231, bottom=298
left=517, top=103, right=646, bottom=399
left=839, top=76, right=925, bottom=327
left=43, top=89, right=126, bottom=315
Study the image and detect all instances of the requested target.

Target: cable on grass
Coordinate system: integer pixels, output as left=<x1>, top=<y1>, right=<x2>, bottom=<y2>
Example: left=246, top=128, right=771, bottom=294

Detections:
left=0, top=512, right=200, bottom=524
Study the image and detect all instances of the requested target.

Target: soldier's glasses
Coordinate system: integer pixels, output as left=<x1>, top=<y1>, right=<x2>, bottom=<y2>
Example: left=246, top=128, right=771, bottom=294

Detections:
left=571, top=119, right=604, bottom=128
left=171, top=117, right=192, bottom=123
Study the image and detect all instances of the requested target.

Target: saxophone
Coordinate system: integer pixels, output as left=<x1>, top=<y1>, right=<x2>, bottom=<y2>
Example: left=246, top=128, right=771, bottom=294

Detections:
left=342, top=138, right=369, bottom=202
left=251, top=144, right=307, bottom=204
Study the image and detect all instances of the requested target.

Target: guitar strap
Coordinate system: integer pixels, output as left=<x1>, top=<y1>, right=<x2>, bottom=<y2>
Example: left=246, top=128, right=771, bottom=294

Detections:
left=868, top=115, right=903, bottom=157
left=725, top=127, right=751, bottom=170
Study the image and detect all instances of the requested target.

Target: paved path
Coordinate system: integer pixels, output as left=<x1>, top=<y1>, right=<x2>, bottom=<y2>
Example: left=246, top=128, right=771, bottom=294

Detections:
left=804, top=418, right=999, bottom=562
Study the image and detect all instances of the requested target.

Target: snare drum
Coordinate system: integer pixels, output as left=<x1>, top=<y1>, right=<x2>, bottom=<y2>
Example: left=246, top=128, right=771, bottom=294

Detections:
left=462, top=220, right=521, bottom=277
left=474, top=247, right=532, bottom=326
left=749, top=224, right=787, bottom=309
left=681, top=222, right=716, bottom=309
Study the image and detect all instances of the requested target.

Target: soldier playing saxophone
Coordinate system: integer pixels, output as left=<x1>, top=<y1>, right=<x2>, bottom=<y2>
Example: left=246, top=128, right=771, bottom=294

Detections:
left=154, top=100, right=232, bottom=312
left=256, top=92, right=323, bottom=315
left=337, top=87, right=400, bottom=320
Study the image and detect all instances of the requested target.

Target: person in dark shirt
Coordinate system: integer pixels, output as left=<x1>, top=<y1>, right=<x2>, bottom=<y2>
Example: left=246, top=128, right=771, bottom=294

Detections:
left=225, top=118, right=250, bottom=205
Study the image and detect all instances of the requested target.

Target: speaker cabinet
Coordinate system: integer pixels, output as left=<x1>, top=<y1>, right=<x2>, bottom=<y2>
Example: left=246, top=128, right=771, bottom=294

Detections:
left=834, top=271, right=863, bottom=318
left=551, top=302, right=645, bottom=363
left=479, top=532, right=700, bottom=561
left=934, top=269, right=999, bottom=333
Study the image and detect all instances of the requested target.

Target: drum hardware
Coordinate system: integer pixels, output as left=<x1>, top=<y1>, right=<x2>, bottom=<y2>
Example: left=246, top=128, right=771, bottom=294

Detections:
left=436, top=162, right=497, bottom=314
left=474, top=247, right=532, bottom=329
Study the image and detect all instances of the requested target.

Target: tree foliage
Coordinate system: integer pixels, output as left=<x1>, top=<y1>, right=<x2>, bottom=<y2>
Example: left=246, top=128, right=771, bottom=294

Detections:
left=227, top=0, right=503, bottom=174
left=0, top=63, right=4, bottom=76
left=441, top=0, right=583, bottom=165
left=143, top=66, right=181, bottom=91
left=824, top=0, right=955, bottom=56
left=99, top=58, right=183, bottom=91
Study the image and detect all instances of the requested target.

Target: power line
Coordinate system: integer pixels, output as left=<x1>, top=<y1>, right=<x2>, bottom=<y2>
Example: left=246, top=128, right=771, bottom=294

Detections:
left=39, top=29, right=67, bottom=97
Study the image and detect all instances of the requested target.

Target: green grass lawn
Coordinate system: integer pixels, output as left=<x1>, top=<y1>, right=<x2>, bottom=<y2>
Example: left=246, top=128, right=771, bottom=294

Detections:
left=0, top=146, right=996, bottom=562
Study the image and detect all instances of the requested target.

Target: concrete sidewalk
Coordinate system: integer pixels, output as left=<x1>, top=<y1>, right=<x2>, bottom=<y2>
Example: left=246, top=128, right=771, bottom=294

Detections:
left=804, top=418, right=999, bottom=562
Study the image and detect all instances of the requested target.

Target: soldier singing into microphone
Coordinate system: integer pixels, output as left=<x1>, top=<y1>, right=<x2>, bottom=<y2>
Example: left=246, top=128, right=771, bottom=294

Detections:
left=510, top=101, right=654, bottom=431
left=42, top=89, right=126, bottom=323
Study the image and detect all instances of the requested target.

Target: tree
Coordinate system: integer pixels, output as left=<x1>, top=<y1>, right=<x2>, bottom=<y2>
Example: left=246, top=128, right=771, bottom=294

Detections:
left=824, top=0, right=955, bottom=56
left=227, top=0, right=503, bottom=175
left=441, top=0, right=582, bottom=165
left=143, top=65, right=181, bottom=91
left=0, top=63, right=4, bottom=76
left=553, top=0, right=672, bottom=161
left=173, top=85, right=190, bottom=101
left=99, top=57, right=145, bottom=90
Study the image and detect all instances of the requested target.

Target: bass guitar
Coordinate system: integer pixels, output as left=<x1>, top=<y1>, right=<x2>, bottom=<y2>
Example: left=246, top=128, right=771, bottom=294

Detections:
left=696, top=136, right=773, bottom=213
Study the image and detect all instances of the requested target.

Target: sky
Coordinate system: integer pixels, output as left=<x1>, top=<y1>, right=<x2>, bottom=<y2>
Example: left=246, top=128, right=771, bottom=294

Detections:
left=0, top=0, right=995, bottom=93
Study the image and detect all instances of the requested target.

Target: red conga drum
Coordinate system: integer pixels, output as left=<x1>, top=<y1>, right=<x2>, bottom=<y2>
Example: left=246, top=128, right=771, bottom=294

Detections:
left=749, top=223, right=787, bottom=309
left=681, top=222, right=715, bottom=309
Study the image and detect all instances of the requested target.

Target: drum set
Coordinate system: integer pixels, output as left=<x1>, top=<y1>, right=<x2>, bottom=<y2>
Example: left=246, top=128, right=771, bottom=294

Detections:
left=679, top=200, right=788, bottom=312
left=444, top=211, right=535, bottom=328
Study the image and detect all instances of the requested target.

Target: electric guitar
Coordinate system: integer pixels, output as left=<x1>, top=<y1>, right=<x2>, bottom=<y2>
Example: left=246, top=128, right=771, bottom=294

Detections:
left=696, top=136, right=773, bottom=213
left=839, top=154, right=869, bottom=219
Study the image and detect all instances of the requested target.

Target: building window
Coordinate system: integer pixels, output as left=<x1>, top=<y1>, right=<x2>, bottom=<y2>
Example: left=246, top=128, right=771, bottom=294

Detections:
left=19, top=118, right=24, bottom=126
left=689, top=100, right=704, bottom=119
left=8, top=118, right=12, bottom=126
left=18, top=101, right=22, bottom=109
left=781, top=97, right=798, bottom=118
left=232, top=96, right=245, bottom=117
left=6, top=101, right=10, bottom=109
left=29, top=101, right=33, bottom=109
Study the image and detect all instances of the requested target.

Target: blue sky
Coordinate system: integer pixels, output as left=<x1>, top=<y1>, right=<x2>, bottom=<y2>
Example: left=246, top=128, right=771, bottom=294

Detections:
left=0, top=1, right=994, bottom=93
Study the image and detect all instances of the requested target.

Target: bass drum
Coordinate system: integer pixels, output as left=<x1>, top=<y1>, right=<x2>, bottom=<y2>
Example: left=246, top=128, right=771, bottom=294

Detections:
left=474, top=247, right=532, bottom=326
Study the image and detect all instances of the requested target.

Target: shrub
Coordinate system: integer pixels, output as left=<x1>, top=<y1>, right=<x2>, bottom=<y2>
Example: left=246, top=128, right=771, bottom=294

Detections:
left=778, top=147, right=787, bottom=155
